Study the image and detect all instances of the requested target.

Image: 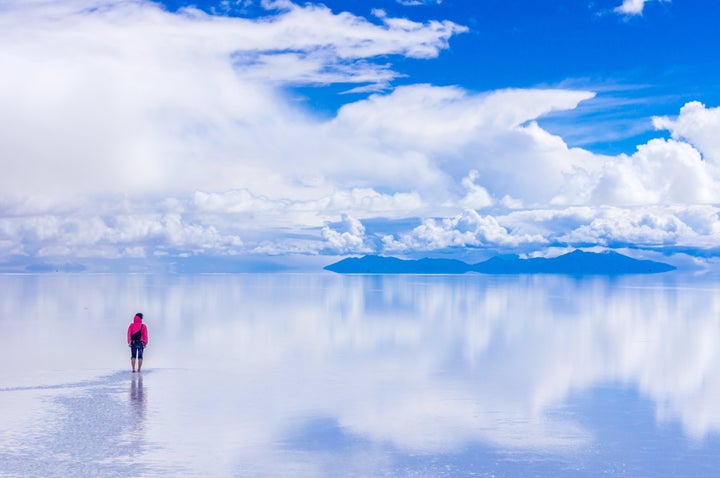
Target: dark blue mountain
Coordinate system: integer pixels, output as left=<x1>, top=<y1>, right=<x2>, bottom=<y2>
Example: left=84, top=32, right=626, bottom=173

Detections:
left=472, top=250, right=675, bottom=274
left=324, top=250, right=676, bottom=275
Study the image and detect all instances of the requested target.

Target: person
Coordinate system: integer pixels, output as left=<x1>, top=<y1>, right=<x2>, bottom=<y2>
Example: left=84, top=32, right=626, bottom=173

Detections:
left=127, top=313, right=148, bottom=373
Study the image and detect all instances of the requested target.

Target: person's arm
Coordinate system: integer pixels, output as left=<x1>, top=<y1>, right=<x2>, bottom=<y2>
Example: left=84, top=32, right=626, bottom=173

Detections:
left=142, top=325, right=148, bottom=346
left=127, top=325, right=132, bottom=345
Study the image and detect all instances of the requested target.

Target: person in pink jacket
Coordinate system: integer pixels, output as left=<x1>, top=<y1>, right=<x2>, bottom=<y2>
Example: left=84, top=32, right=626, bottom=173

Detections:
left=127, top=313, right=149, bottom=373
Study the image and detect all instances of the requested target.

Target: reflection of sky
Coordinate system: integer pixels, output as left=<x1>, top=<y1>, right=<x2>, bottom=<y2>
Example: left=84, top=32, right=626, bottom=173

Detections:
left=2, top=273, right=720, bottom=476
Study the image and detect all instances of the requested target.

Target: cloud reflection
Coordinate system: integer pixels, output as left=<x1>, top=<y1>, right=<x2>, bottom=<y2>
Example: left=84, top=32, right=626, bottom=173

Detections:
left=2, top=273, right=720, bottom=475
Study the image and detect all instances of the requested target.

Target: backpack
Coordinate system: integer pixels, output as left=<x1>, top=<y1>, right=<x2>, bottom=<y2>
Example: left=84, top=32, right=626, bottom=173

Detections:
left=131, top=324, right=144, bottom=344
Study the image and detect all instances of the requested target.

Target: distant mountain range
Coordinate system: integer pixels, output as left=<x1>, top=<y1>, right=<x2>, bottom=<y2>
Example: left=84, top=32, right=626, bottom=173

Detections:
left=324, top=250, right=676, bottom=275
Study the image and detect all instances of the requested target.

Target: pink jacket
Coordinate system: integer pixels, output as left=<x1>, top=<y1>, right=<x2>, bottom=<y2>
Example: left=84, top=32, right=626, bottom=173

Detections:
left=127, top=314, right=148, bottom=345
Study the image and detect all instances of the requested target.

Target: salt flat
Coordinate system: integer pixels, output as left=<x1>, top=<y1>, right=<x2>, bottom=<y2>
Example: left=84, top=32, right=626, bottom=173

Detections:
left=2, top=272, right=720, bottom=477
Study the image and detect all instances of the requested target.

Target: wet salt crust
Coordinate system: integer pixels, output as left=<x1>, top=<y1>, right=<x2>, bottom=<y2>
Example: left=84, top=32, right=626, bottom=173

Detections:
left=1, top=272, right=720, bottom=477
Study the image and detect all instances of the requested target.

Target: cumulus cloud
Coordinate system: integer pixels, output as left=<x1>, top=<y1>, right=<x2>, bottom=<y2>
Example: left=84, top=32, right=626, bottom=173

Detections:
left=557, top=138, right=720, bottom=206
left=376, top=205, right=720, bottom=260
left=321, top=214, right=371, bottom=254
left=653, top=101, right=720, bottom=164
left=330, top=85, right=598, bottom=204
left=383, top=209, right=547, bottom=252
left=3, top=0, right=720, bottom=267
left=550, top=103, right=720, bottom=208
left=560, top=206, right=720, bottom=249
left=0, top=212, right=243, bottom=259
left=562, top=207, right=690, bottom=246
left=458, top=170, right=494, bottom=210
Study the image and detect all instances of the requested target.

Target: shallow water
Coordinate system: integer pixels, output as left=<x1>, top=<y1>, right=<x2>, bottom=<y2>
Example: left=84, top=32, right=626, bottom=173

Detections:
left=2, top=272, right=720, bottom=477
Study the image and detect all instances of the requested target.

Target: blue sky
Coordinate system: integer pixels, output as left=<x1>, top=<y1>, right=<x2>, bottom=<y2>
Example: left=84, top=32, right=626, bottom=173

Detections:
left=1, top=0, right=720, bottom=271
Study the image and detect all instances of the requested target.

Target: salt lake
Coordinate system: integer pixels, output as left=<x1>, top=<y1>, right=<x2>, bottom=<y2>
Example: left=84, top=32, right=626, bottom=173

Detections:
left=2, top=271, right=720, bottom=477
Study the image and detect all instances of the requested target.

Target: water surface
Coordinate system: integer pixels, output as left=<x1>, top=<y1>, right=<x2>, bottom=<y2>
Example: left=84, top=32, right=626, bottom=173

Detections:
left=2, top=272, right=720, bottom=476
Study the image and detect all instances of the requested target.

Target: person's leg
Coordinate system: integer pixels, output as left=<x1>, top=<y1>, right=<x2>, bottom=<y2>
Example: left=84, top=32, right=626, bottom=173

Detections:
left=131, top=344, right=139, bottom=372
left=137, top=345, right=144, bottom=372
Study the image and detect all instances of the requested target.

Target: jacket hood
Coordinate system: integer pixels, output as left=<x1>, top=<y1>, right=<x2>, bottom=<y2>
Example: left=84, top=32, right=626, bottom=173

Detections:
left=128, top=314, right=147, bottom=344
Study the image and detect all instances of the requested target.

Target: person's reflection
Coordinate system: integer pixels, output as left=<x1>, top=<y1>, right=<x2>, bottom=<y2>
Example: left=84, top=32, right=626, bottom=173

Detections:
left=129, top=373, right=147, bottom=438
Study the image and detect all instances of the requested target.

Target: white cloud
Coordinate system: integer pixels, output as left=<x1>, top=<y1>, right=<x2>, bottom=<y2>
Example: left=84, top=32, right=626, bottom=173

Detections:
left=614, top=0, right=669, bottom=16
left=321, top=214, right=370, bottom=254
left=458, top=170, right=494, bottom=210
left=654, top=101, right=720, bottom=164
left=377, top=205, right=720, bottom=259
left=193, top=190, right=280, bottom=214
left=569, top=205, right=720, bottom=250
left=192, top=188, right=424, bottom=230
left=396, top=0, right=442, bottom=6
left=384, top=209, right=547, bottom=252
left=561, top=207, right=692, bottom=246
left=576, top=139, right=720, bottom=206
left=0, top=0, right=465, bottom=200
left=6, top=88, right=720, bottom=263
left=329, top=85, right=598, bottom=204
left=614, top=0, right=649, bottom=15
left=497, top=207, right=597, bottom=239
left=331, top=86, right=595, bottom=152
left=560, top=206, right=720, bottom=249
left=3, top=1, right=720, bottom=266
left=0, top=213, right=243, bottom=259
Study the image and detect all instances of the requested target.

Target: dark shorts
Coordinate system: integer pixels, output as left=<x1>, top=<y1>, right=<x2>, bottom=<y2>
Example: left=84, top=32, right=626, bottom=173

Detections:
left=130, top=342, right=144, bottom=360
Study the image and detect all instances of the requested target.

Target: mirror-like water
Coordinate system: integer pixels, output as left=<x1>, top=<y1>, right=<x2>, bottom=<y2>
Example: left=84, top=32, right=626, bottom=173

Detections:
left=2, top=272, right=720, bottom=477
